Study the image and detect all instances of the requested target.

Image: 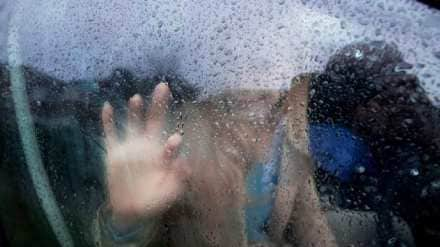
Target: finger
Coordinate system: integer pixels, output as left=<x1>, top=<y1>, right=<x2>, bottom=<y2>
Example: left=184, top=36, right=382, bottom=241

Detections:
left=102, top=101, right=117, bottom=148
left=145, top=83, right=171, bottom=138
left=171, top=157, right=192, bottom=181
left=127, top=94, right=144, bottom=136
left=162, top=133, right=183, bottom=165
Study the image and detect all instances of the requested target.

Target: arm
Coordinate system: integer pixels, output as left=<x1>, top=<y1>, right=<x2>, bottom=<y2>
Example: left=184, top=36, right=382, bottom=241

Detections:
left=269, top=142, right=337, bottom=247
left=290, top=154, right=337, bottom=247
left=93, top=203, right=160, bottom=247
left=269, top=74, right=337, bottom=246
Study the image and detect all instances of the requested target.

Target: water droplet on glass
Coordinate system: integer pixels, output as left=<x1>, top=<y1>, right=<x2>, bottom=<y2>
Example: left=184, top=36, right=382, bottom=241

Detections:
left=356, top=166, right=366, bottom=174
left=354, top=49, right=364, bottom=59
left=410, top=168, right=419, bottom=176
left=387, top=237, right=397, bottom=245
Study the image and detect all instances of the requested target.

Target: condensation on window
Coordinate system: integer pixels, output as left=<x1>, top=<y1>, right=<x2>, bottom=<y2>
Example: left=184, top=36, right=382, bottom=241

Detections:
left=0, top=0, right=439, bottom=247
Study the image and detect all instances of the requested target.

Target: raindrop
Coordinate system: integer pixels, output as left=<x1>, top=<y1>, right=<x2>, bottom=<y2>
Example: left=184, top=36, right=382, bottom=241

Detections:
left=355, top=166, right=366, bottom=174
left=340, top=21, right=347, bottom=29
left=387, top=237, right=397, bottom=245
left=277, top=24, right=286, bottom=30
left=431, top=180, right=440, bottom=190
left=375, top=28, right=381, bottom=36
left=354, top=49, right=364, bottom=59
left=403, top=118, right=414, bottom=125
left=410, top=168, right=419, bottom=176
left=358, top=18, right=369, bottom=26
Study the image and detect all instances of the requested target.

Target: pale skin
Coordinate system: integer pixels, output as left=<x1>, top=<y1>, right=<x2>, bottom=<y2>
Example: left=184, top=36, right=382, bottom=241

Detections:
left=102, top=83, right=190, bottom=229
left=100, top=81, right=337, bottom=246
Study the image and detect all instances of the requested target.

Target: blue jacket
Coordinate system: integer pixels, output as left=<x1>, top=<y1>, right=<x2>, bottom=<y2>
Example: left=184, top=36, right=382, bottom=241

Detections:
left=245, top=123, right=376, bottom=242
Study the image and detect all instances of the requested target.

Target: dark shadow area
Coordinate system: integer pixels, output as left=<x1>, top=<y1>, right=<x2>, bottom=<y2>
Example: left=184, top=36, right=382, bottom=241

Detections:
left=418, top=0, right=440, bottom=10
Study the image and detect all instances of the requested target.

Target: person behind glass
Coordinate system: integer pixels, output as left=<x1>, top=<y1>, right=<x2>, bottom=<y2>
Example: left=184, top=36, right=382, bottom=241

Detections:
left=351, top=58, right=440, bottom=246
left=308, top=41, right=440, bottom=246
left=94, top=70, right=336, bottom=246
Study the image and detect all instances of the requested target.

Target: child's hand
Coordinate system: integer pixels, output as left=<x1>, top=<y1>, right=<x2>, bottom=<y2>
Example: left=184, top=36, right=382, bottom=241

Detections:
left=101, top=83, right=190, bottom=226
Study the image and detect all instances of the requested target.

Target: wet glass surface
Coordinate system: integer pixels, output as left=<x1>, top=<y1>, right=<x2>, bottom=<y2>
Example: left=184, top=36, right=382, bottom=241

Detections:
left=1, top=0, right=440, bottom=246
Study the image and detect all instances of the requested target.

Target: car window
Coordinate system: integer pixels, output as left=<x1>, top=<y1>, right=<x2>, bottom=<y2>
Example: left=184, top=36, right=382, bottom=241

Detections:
left=0, top=1, right=439, bottom=246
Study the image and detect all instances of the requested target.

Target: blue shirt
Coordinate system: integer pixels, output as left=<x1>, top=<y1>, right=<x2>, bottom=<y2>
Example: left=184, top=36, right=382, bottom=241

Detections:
left=309, top=124, right=376, bottom=181
left=245, top=123, right=376, bottom=242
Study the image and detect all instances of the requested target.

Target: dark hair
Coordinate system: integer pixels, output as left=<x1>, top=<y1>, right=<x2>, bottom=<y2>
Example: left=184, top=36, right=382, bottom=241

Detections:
left=353, top=72, right=440, bottom=246
left=310, top=41, right=440, bottom=245
left=308, top=41, right=406, bottom=125
left=0, top=64, right=199, bottom=128
left=307, top=41, right=440, bottom=170
left=418, top=0, right=440, bottom=9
